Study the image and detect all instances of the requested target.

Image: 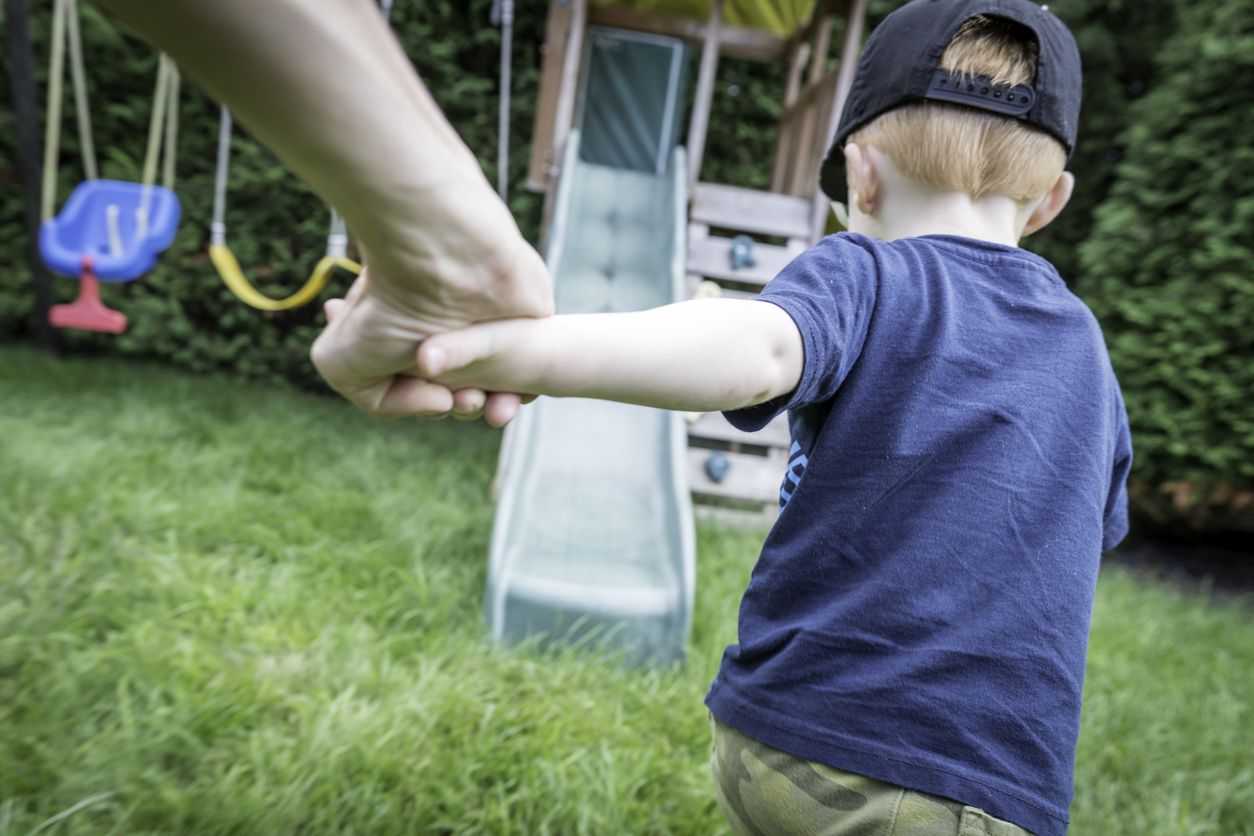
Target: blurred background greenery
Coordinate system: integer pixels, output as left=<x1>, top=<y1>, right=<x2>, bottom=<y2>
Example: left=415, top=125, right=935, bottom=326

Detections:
left=1, top=0, right=1251, bottom=539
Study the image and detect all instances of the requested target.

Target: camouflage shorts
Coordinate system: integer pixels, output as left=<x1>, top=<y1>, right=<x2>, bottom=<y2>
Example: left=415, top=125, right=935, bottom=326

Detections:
left=709, top=715, right=1033, bottom=836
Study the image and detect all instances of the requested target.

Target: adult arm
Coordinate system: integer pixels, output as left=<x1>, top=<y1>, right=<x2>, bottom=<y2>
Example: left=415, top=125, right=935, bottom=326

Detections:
left=92, top=0, right=552, bottom=421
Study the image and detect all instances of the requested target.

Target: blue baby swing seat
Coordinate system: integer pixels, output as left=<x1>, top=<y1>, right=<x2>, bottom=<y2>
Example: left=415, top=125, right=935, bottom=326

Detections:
left=40, top=179, right=181, bottom=281
left=40, top=0, right=181, bottom=333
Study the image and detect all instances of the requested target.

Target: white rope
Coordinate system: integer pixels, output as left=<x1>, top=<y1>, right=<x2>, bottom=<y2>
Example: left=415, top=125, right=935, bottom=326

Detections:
left=136, top=54, right=173, bottom=237
left=65, top=0, right=97, bottom=181
left=40, top=0, right=68, bottom=221
left=327, top=211, right=349, bottom=258
left=496, top=0, right=514, bottom=200
left=41, top=0, right=178, bottom=233
left=140, top=55, right=171, bottom=190
left=106, top=203, right=122, bottom=256
left=162, top=57, right=181, bottom=190
left=210, top=105, right=232, bottom=246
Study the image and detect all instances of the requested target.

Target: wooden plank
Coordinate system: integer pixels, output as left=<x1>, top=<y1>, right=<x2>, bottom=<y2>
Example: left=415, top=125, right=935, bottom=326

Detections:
left=794, top=70, right=838, bottom=196
left=810, top=0, right=867, bottom=242
left=687, top=234, right=796, bottom=286
left=783, top=41, right=807, bottom=106
left=831, top=0, right=868, bottom=135
left=776, top=65, right=838, bottom=134
left=689, top=411, right=791, bottom=448
left=808, top=14, right=832, bottom=85
left=688, top=447, right=785, bottom=506
left=587, top=4, right=788, bottom=62
left=783, top=0, right=847, bottom=53
left=552, top=0, right=588, bottom=176
left=696, top=284, right=759, bottom=301
left=691, top=183, right=812, bottom=240
left=771, top=40, right=807, bottom=192
left=790, top=105, right=816, bottom=196
left=789, top=69, right=840, bottom=196
left=526, top=0, right=575, bottom=192
left=685, top=0, right=722, bottom=188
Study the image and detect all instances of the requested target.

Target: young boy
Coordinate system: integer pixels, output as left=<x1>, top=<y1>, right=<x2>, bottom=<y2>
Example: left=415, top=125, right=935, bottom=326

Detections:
left=419, top=1, right=1131, bottom=832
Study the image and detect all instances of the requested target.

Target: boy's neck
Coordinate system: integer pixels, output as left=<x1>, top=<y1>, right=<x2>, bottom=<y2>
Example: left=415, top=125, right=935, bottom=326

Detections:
left=855, top=193, right=1025, bottom=248
left=848, top=154, right=1031, bottom=248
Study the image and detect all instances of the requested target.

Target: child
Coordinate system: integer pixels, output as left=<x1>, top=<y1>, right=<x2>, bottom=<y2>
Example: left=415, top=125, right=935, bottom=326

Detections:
left=419, top=1, right=1131, bottom=832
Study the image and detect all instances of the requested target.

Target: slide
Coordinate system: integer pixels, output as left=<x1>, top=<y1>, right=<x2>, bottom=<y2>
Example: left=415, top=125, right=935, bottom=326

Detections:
left=485, top=29, right=696, bottom=667
left=485, top=127, right=695, bottom=665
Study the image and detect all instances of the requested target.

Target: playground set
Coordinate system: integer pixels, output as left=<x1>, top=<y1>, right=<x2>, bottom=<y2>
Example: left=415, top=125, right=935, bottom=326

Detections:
left=24, top=0, right=867, bottom=665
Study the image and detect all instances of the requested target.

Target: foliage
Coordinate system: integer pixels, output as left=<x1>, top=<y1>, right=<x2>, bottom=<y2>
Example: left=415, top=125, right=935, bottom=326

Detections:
left=2, top=347, right=1252, bottom=834
left=1077, top=0, right=1254, bottom=531
left=1023, top=0, right=1182, bottom=287
left=0, top=1, right=549, bottom=388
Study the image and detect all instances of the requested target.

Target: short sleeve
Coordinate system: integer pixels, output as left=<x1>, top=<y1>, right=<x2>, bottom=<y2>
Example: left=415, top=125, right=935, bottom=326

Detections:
left=1103, top=384, right=1133, bottom=551
left=723, top=235, right=878, bottom=431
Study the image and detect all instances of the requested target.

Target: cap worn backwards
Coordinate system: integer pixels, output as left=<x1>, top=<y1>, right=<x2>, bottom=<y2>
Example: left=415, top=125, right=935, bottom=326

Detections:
left=818, top=0, right=1082, bottom=200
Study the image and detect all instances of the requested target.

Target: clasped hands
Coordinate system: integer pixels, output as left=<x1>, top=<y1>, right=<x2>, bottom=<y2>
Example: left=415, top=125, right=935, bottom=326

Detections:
left=310, top=236, right=552, bottom=427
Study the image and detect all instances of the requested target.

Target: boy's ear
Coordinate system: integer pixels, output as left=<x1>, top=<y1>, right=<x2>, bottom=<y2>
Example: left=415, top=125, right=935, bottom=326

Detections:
left=842, top=143, right=879, bottom=215
left=1022, top=171, right=1075, bottom=237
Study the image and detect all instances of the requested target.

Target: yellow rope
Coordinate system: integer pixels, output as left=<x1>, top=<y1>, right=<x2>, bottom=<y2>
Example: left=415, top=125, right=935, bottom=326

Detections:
left=209, top=245, right=360, bottom=312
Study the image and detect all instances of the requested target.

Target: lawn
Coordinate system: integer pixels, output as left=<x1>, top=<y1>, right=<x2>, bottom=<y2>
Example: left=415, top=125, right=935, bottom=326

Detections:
left=1, top=345, right=1251, bottom=835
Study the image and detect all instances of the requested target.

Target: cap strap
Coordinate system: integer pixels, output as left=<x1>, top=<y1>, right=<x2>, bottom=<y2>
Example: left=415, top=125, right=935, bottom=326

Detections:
left=925, top=69, right=1035, bottom=116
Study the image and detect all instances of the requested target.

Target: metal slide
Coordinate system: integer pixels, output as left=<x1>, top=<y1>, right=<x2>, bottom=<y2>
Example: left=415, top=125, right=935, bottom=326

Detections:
left=486, top=124, right=695, bottom=665
left=484, top=29, right=694, bottom=666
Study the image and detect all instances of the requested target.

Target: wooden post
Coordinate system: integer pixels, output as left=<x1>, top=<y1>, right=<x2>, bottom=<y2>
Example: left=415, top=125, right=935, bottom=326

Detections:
left=536, top=0, right=586, bottom=239
left=527, top=0, right=586, bottom=196
left=526, top=0, right=572, bottom=191
left=770, top=40, right=808, bottom=192
left=831, top=0, right=868, bottom=127
left=4, top=0, right=58, bottom=351
left=810, top=0, right=867, bottom=242
left=808, top=13, right=832, bottom=85
left=551, top=0, right=587, bottom=176
left=784, top=41, right=808, bottom=107
left=685, top=0, right=722, bottom=190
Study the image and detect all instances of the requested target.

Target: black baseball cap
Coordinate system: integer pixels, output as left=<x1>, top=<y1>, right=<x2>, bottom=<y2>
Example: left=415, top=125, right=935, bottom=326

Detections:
left=819, top=0, right=1082, bottom=200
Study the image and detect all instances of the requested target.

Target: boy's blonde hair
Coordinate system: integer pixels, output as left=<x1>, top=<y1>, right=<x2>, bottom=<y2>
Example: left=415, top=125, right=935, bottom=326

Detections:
left=849, top=15, right=1066, bottom=202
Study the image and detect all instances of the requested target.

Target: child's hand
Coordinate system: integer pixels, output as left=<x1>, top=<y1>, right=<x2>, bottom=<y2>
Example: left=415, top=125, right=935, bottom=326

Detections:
left=416, top=319, right=545, bottom=397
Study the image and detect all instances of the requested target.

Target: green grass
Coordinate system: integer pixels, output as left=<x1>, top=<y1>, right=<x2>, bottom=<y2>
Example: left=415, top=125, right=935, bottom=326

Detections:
left=1, top=345, right=1250, bottom=835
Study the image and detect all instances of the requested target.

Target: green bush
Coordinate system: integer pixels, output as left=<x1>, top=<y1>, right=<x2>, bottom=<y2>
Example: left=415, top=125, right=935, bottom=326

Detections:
left=1025, top=0, right=1180, bottom=287
left=1077, top=0, right=1254, bottom=531
left=0, top=1, right=551, bottom=386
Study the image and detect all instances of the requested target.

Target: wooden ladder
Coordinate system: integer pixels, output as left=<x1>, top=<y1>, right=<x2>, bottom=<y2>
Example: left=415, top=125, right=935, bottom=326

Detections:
left=681, top=0, right=867, bottom=515
left=684, top=184, right=810, bottom=512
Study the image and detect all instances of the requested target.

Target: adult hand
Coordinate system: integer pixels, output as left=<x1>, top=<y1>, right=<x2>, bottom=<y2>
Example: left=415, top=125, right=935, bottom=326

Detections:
left=310, top=236, right=552, bottom=426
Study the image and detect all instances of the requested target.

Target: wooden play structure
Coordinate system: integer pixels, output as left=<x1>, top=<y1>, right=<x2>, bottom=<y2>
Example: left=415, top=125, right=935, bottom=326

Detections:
left=526, top=0, right=867, bottom=513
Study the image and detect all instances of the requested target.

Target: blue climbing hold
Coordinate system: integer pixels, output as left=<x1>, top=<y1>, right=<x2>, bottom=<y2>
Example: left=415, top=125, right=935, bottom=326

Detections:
left=39, top=179, right=181, bottom=282
left=705, top=450, right=732, bottom=483
left=729, top=234, right=757, bottom=271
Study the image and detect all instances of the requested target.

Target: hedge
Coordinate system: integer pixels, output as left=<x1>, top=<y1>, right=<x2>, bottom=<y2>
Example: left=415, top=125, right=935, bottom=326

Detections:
left=1078, top=0, right=1254, bottom=533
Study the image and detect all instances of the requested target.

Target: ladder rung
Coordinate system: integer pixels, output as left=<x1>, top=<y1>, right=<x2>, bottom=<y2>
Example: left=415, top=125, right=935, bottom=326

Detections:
left=691, top=182, right=813, bottom=240
left=687, top=232, right=800, bottom=286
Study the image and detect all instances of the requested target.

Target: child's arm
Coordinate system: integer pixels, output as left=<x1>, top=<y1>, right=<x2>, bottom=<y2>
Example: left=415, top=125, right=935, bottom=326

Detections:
left=417, top=298, right=803, bottom=413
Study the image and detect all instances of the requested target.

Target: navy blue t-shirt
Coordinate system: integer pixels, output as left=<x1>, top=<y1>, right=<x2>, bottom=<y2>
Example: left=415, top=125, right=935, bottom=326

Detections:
left=706, top=233, right=1132, bottom=836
